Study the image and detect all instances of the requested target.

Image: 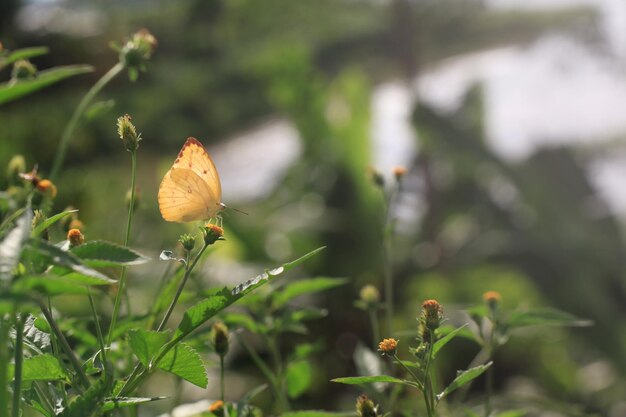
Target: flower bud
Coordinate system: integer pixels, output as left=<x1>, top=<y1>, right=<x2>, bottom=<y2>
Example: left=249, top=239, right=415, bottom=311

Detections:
left=67, top=228, right=85, bottom=247
left=209, top=400, right=224, bottom=414
left=377, top=338, right=398, bottom=356
left=367, top=167, right=385, bottom=188
left=211, top=321, right=229, bottom=357
left=117, top=114, right=141, bottom=152
left=393, top=166, right=407, bottom=181
left=11, top=59, right=37, bottom=81
left=7, top=155, right=26, bottom=183
left=178, top=233, right=196, bottom=252
left=359, top=284, right=380, bottom=305
left=421, top=299, right=443, bottom=331
left=356, top=394, right=378, bottom=417
left=202, top=223, right=224, bottom=245
left=483, top=290, right=501, bottom=310
left=36, top=179, right=57, bottom=198
left=118, top=29, right=157, bottom=81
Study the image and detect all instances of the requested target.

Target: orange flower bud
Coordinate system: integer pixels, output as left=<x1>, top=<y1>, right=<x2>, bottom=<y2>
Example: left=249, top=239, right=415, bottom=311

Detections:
left=377, top=338, right=398, bottom=356
left=36, top=179, right=57, bottom=198
left=67, top=228, right=84, bottom=247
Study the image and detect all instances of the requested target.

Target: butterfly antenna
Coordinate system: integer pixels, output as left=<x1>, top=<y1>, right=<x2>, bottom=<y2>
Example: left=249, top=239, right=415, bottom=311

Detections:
left=220, top=202, right=249, bottom=216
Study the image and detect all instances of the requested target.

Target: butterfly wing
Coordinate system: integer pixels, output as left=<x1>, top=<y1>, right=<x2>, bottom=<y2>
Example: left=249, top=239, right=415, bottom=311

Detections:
left=158, top=137, right=223, bottom=223
left=172, top=137, right=222, bottom=203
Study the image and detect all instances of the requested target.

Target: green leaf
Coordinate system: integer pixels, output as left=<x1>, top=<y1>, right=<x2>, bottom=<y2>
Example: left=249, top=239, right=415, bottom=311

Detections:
left=71, top=241, right=150, bottom=267
left=433, top=324, right=468, bottom=357
left=221, top=312, right=264, bottom=333
left=273, top=277, right=347, bottom=307
left=0, top=208, right=32, bottom=283
left=507, top=308, right=592, bottom=328
left=331, top=375, right=415, bottom=387
left=31, top=209, right=78, bottom=237
left=0, top=65, right=93, bottom=105
left=281, top=412, right=355, bottom=417
left=159, top=342, right=207, bottom=388
left=495, top=410, right=527, bottom=417
left=286, top=360, right=312, bottom=398
left=85, top=99, right=115, bottom=120
left=24, top=239, right=113, bottom=283
left=128, top=329, right=170, bottom=366
left=52, top=271, right=116, bottom=286
left=172, top=247, right=325, bottom=344
left=0, top=46, right=49, bottom=70
left=11, top=353, right=68, bottom=382
left=437, top=362, right=492, bottom=401
left=100, top=397, right=167, bottom=412
left=12, top=275, right=91, bottom=296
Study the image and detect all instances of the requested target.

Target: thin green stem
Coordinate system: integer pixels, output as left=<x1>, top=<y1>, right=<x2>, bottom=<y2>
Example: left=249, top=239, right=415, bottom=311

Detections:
left=423, top=338, right=436, bottom=417
left=11, top=314, right=26, bottom=417
left=392, top=354, right=423, bottom=391
left=107, top=150, right=137, bottom=346
left=485, top=360, right=493, bottom=417
left=266, top=334, right=289, bottom=412
left=50, top=62, right=124, bottom=181
left=47, top=298, right=68, bottom=405
left=88, top=290, right=107, bottom=366
left=39, top=304, right=90, bottom=390
left=381, top=188, right=396, bottom=338
left=368, top=308, right=380, bottom=349
left=118, top=244, right=208, bottom=396
left=220, top=355, right=225, bottom=402
left=0, top=318, right=10, bottom=417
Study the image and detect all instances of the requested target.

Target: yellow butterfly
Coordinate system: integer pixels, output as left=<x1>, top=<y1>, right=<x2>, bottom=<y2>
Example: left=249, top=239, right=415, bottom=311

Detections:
left=158, top=137, right=224, bottom=223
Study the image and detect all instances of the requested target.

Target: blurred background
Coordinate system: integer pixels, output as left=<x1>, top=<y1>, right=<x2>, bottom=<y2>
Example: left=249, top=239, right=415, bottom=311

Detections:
left=1, top=0, right=626, bottom=415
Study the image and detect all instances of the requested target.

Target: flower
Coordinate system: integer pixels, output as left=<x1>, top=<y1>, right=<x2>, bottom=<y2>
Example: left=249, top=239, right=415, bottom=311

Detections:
left=117, top=114, right=141, bottom=151
left=36, top=179, right=57, bottom=198
left=356, top=394, right=378, bottom=417
left=6, top=155, right=26, bottom=183
left=377, top=338, right=398, bottom=356
left=211, top=321, right=229, bottom=356
left=117, top=29, right=157, bottom=81
left=393, top=166, right=407, bottom=180
left=67, top=228, right=85, bottom=247
left=209, top=400, right=224, bottom=413
left=422, top=299, right=442, bottom=329
left=483, top=290, right=501, bottom=310
left=202, top=223, right=224, bottom=245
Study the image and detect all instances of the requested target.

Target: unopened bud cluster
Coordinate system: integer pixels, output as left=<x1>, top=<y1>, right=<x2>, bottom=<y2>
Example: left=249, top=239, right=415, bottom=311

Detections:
left=178, top=233, right=196, bottom=252
left=202, top=223, right=225, bottom=245
left=211, top=321, right=229, bottom=357
left=356, top=394, right=378, bottom=417
left=419, top=299, right=443, bottom=343
left=117, top=114, right=141, bottom=152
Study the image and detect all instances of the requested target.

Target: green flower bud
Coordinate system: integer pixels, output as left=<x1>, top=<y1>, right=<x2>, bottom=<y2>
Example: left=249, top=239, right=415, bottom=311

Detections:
left=359, top=285, right=380, bottom=305
left=117, top=114, right=141, bottom=151
left=356, top=394, right=378, bottom=417
left=178, top=233, right=197, bottom=252
left=211, top=321, right=229, bottom=356
left=118, top=29, right=157, bottom=81
left=6, top=155, right=26, bottom=184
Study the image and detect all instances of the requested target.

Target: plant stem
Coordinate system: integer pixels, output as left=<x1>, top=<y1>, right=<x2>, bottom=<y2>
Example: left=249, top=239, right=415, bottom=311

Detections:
left=118, top=244, right=208, bottom=396
left=485, top=361, right=493, bottom=417
left=11, top=314, right=26, bottom=417
left=392, top=354, right=423, bottom=391
left=88, top=290, right=107, bottom=366
left=368, top=308, right=380, bottom=349
left=107, top=150, right=137, bottom=346
left=220, top=355, right=225, bottom=402
left=39, top=304, right=90, bottom=390
left=381, top=188, right=396, bottom=337
left=50, top=62, right=124, bottom=181
left=0, top=318, right=10, bottom=417
left=267, top=334, right=289, bottom=412
left=423, top=337, right=436, bottom=417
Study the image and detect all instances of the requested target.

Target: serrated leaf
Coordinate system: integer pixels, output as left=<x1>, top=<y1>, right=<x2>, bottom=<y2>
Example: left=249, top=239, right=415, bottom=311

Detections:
left=507, top=308, right=592, bottom=328
left=433, top=324, right=468, bottom=357
left=286, top=360, right=312, bottom=398
left=0, top=208, right=32, bottom=282
left=159, top=342, right=207, bottom=388
left=128, top=329, right=170, bottom=366
left=71, top=241, right=149, bottom=267
left=331, top=375, right=415, bottom=387
left=10, top=353, right=68, bottom=382
left=100, top=396, right=167, bottom=412
left=0, top=46, right=49, bottom=70
left=25, top=315, right=51, bottom=350
left=437, top=362, right=492, bottom=401
left=0, top=65, right=93, bottom=105
left=31, top=209, right=78, bottom=237
left=172, top=247, right=325, bottom=345
left=273, top=277, right=347, bottom=307
left=24, top=239, right=112, bottom=283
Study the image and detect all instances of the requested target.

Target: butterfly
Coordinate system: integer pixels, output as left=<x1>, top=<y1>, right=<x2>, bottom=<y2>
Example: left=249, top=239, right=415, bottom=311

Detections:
left=158, top=137, right=224, bottom=223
